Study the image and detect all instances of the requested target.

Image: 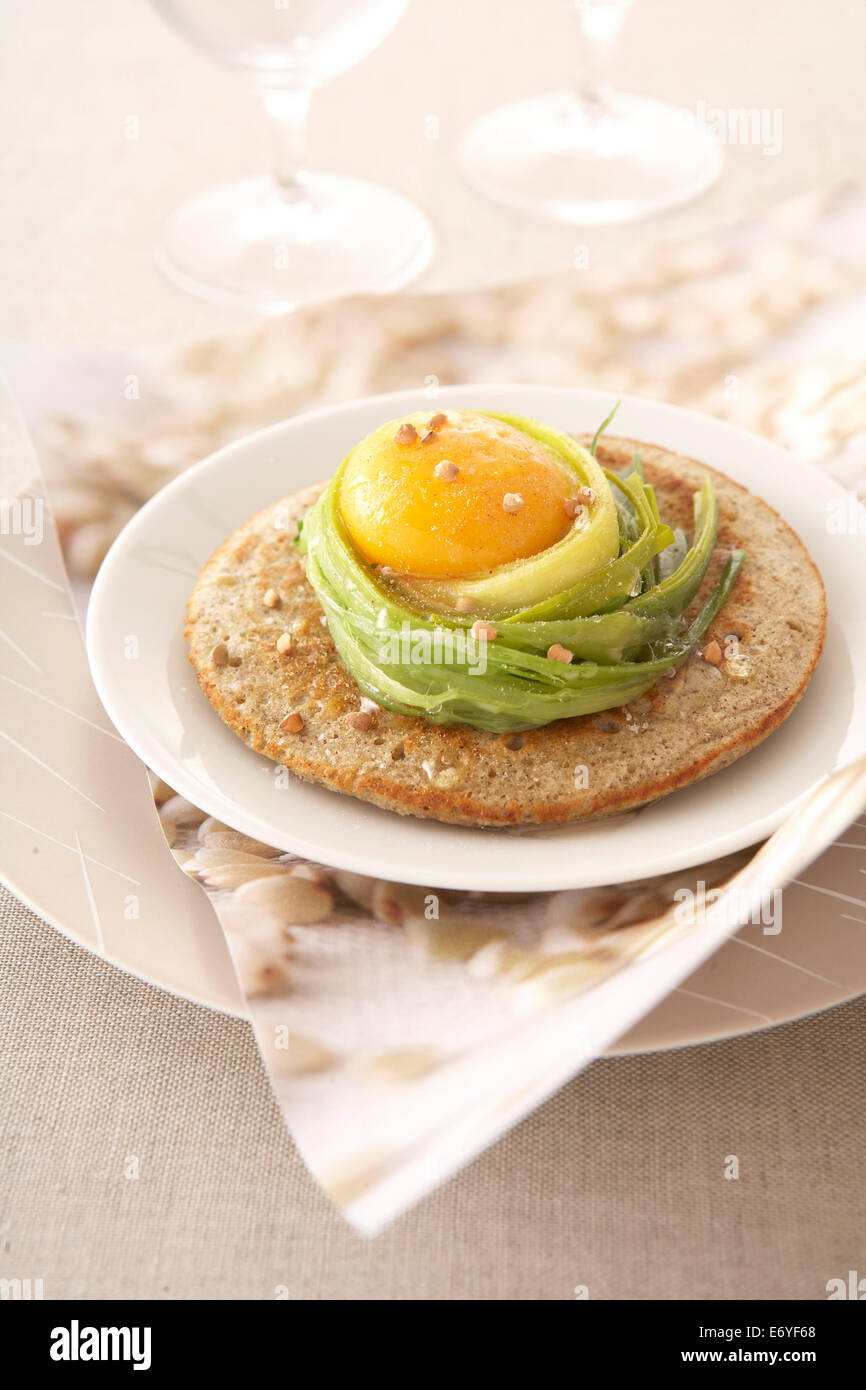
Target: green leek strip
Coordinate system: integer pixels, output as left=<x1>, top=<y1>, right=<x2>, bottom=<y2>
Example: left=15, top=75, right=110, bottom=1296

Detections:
left=307, top=540, right=746, bottom=733
left=629, top=478, right=717, bottom=620
left=503, top=468, right=674, bottom=622
left=631, top=462, right=660, bottom=591
left=590, top=400, right=621, bottom=455
left=303, top=469, right=745, bottom=732
left=492, top=609, right=678, bottom=663
left=307, top=483, right=673, bottom=665
left=614, top=495, right=641, bottom=551
left=637, top=460, right=661, bottom=588
left=306, top=469, right=715, bottom=657
left=447, top=479, right=719, bottom=662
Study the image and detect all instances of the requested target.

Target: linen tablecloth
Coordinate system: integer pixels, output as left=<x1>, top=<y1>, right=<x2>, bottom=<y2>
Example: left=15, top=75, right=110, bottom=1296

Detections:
left=2, top=883, right=862, bottom=1300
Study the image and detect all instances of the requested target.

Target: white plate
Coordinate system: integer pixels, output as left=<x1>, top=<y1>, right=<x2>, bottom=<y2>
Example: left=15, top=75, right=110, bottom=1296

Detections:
left=86, top=386, right=866, bottom=892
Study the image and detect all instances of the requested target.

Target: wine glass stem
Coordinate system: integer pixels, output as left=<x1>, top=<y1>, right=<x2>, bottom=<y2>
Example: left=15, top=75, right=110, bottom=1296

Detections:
left=262, top=87, right=312, bottom=201
left=573, top=1, right=630, bottom=107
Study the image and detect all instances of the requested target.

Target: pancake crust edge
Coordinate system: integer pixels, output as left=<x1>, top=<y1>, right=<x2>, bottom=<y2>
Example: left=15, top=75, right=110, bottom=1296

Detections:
left=185, top=436, right=826, bottom=828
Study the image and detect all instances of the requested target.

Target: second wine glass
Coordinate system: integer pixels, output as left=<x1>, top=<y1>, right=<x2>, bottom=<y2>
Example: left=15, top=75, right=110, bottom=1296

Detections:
left=460, top=0, right=723, bottom=226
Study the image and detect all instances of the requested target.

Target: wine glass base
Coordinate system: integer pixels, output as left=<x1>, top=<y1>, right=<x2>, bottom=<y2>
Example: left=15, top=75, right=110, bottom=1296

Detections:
left=156, top=173, right=435, bottom=313
left=460, top=89, right=723, bottom=226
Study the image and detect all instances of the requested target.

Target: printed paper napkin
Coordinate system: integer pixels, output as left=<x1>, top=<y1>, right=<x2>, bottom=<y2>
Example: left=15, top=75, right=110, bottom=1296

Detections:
left=152, top=766, right=866, bottom=1233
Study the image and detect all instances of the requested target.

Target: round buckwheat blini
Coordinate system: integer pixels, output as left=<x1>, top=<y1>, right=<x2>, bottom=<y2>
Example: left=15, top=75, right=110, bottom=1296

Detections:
left=185, top=437, right=825, bottom=828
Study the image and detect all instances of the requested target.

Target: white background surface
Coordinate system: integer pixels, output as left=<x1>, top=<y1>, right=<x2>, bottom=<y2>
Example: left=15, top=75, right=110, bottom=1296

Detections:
left=2, top=0, right=864, bottom=347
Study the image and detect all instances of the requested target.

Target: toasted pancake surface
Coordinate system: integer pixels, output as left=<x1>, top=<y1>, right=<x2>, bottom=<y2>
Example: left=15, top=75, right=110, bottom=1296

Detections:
left=185, top=437, right=825, bottom=827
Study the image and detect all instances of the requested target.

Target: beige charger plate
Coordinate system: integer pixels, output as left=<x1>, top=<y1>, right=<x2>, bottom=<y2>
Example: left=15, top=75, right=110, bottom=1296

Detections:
left=2, top=380, right=865, bottom=1051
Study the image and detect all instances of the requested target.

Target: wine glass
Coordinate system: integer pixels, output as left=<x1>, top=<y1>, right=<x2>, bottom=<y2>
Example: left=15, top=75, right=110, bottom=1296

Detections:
left=460, top=0, right=723, bottom=225
left=151, top=0, right=435, bottom=311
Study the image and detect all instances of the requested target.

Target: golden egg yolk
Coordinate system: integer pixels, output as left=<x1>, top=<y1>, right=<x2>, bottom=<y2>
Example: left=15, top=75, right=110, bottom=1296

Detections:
left=339, top=411, right=574, bottom=578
